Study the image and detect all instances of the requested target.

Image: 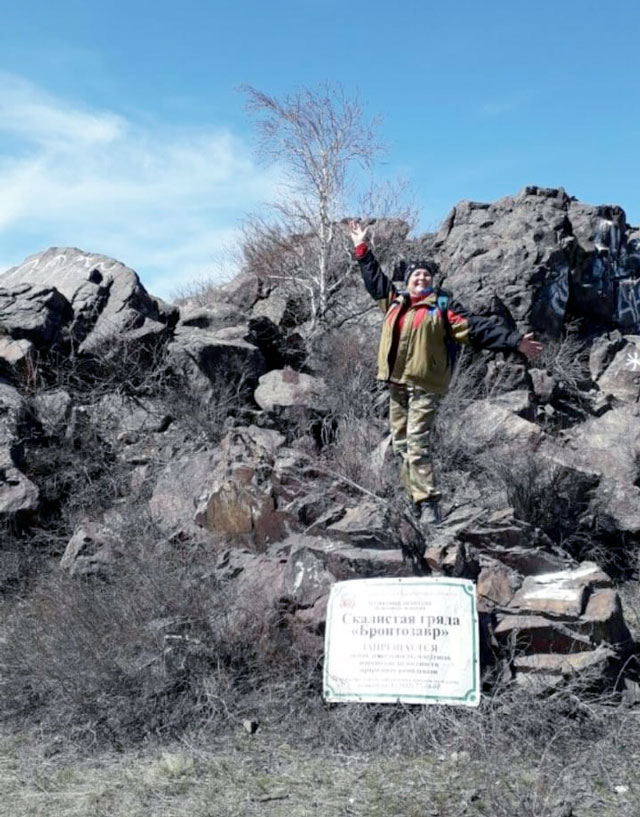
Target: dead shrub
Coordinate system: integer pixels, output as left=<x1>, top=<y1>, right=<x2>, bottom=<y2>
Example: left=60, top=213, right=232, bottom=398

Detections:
left=171, top=276, right=227, bottom=307
left=0, top=511, right=316, bottom=748
left=537, top=321, right=590, bottom=393
left=21, top=406, right=127, bottom=529
left=314, top=326, right=381, bottom=425
left=321, top=414, right=400, bottom=497
left=483, top=451, right=589, bottom=536
left=301, top=327, right=405, bottom=497
left=429, top=352, right=491, bottom=495
left=535, top=322, right=593, bottom=428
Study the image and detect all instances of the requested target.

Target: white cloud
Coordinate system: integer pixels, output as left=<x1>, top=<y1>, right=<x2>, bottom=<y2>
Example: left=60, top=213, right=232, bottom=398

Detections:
left=0, top=73, right=281, bottom=297
left=0, top=73, right=124, bottom=147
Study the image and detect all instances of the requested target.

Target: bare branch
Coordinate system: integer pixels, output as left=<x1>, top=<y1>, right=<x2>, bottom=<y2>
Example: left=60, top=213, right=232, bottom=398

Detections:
left=240, top=83, right=405, bottom=328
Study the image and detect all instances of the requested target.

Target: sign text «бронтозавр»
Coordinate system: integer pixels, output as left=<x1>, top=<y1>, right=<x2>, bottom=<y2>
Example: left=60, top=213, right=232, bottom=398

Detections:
left=323, top=578, right=479, bottom=707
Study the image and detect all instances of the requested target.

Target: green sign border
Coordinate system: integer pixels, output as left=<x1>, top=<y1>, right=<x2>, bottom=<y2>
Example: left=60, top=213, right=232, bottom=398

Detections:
left=323, top=578, right=479, bottom=706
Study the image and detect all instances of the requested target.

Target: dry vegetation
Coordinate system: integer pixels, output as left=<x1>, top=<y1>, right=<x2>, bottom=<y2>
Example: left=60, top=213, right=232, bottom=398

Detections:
left=1, top=320, right=639, bottom=816
left=2, top=682, right=640, bottom=816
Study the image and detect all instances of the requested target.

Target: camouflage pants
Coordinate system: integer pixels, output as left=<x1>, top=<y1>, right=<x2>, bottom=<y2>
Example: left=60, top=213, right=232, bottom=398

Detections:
left=389, top=383, right=442, bottom=504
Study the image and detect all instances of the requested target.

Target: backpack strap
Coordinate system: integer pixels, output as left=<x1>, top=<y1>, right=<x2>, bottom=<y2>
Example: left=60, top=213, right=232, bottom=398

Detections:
left=437, top=292, right=457, bottom=369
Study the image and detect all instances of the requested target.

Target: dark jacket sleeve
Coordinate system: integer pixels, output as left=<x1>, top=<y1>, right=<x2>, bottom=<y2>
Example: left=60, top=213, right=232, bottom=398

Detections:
left=447, top=297, right=522, bottom=352
left=357, top=247, right=394, bottom=302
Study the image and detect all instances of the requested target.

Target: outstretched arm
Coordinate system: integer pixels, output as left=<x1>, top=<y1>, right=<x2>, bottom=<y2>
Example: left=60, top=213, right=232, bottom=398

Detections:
left=349, top=219, right=393, bottom=303
left=446, top=298, right=543, bottom=360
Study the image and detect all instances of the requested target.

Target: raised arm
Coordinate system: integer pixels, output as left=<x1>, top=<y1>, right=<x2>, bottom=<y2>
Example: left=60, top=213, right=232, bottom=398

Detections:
left=349, top=220, right=393, bottom=302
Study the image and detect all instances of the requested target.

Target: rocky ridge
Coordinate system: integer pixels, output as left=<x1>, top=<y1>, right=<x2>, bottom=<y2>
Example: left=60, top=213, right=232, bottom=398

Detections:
left=1, top=186, right=639, bottom=692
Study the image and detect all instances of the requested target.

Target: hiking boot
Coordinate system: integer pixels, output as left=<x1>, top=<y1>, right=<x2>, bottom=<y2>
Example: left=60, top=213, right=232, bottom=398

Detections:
left=418, top=499, right=441, bottom=526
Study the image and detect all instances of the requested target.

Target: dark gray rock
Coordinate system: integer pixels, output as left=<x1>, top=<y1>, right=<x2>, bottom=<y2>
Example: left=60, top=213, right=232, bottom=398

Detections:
left=167, top=324, right=266, bottom=397
left=589, top=331, right=627, bottom=380
left=216, top=270, right=262, bottom=309
left=60, top=520, right=123, bottom=578
left=0, top=458, right=39, bottom=518
left=88, top=394, right=172, bottom=440
left=0, top=247, right=168, bottom=352
left=0, top=380, right=38, bottom=518
left=420, top=186, right=640, bottom=338
left=193, top=426, right=288, bottom=548
left=551, top=405, right=640, bottom=486
left=32, top=390, right=73, bottom=436
left=251, top=290, right=310, bottom=329
left=490, top=389, right=534, bottom=418
left=458, top=399, right=546, bottom=454
left=0, top=284, right=71, bottom=348
left=212, top=532, right=415, bottom=654
left=148, top=449, right=221, bottom=537
left=512, top=646, right=619, bottom=689
left=149, top=426, right=289, bottom=547
left=177, top=303, right=245, bottom=330
left=324, top=500, right=396, bottom=549
left=432, top=187, right=573, bottom=336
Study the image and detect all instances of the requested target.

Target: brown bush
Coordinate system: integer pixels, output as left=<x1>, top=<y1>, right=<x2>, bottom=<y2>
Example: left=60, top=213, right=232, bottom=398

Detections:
left=0, top=509, right=317, bottom=747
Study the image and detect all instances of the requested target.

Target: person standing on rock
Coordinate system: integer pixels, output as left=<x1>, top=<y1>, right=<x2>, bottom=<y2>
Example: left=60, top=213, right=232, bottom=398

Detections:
left=349, top=220, right=543, bottom=526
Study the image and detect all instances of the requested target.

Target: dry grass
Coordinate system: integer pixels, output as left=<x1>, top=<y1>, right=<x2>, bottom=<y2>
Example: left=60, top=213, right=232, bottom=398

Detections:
left=0, top=509, right=318, bottom=748
left=2, top=686, right=640, bottom=817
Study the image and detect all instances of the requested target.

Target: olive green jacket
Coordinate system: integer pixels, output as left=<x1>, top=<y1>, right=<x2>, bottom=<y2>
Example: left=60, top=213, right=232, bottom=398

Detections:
left=357, top=247, right=522, bottom=394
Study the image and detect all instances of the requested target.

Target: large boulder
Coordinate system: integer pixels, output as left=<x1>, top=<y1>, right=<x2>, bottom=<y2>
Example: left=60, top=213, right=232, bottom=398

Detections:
left=0, top=337, right=35, bottom=381
left=424, top=186, right=640, bottom=337
left=251, top=289, right=310, bottom=329
left=0, top=247, right=170, bottom=352
left=193, top=426, right=289, bottom=548
left=541, top=405, right=640, bottom=533
left=149, top=426, right=290, bottom=547
left=589, top=331, right=628, bottom=380
left=177, top=303, right=246, bottom=331
left=432, top=187, right=574, bottom=336
left=84, top=394, right=173, bottom=445
left=213, top=533, right=416, bottom=654
left=60, top=519, right=123, bottom=578
left=552, top=405, right=640, bottom=486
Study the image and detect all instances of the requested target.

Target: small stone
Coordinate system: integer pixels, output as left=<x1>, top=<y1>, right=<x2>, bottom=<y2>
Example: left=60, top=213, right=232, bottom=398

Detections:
left=622, top=678, right=640, bottom=705
left=242, top=719, right=259, bottom=734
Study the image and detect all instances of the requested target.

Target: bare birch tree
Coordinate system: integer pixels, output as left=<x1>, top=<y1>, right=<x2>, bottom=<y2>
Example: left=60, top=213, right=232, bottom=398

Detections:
left=241, top=84, right=384, bottom=329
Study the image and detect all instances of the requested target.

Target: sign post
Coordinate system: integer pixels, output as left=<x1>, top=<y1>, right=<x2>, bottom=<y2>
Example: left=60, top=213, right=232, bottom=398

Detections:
left=323, top=577, right=480, bottom=707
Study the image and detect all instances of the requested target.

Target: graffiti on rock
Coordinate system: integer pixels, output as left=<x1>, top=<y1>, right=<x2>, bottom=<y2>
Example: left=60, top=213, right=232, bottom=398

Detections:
left=578, top=218, right=640, bottom=331
left=549, top=268, right=570, bottom=317
left=531, top=260, right=570, bottom=337
left=617, top=280, right=640, bottom=330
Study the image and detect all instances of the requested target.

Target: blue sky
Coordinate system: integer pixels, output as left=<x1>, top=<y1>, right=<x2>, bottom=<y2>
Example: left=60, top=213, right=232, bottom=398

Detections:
left=1, top=0, right=639, bottom=297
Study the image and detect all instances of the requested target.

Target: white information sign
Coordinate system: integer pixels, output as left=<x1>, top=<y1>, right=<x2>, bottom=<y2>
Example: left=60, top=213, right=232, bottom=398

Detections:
left=323, top=577, right=479, bottom=707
